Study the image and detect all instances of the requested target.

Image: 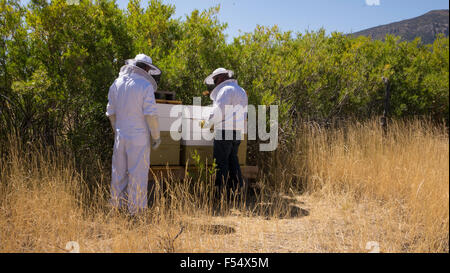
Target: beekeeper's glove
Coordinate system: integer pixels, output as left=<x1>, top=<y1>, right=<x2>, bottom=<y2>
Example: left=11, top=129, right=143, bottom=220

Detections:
left=145, top=114, right=161, bottom=149
left=108, top=115, right=117, bottom=134
left=151, top=138, right=161, bottom=150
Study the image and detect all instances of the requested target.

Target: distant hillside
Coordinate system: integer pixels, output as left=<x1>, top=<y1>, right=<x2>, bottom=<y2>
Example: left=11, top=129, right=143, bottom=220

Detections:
left=350, top=10, right=449, bottom=44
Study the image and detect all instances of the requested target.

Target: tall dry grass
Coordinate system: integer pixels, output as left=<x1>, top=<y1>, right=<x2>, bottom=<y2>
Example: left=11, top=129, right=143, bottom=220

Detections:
left=288, top=118, right=449, bottom=252
left=0, top=133, right=249, bottom=252
left=0, top=118, right=448, bottom=252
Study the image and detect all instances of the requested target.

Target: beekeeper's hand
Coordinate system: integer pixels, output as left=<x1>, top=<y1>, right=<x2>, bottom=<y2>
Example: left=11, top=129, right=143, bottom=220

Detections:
left=151, top=138, right=161, bottom=150
left=199, top=120, right=207, bottom=129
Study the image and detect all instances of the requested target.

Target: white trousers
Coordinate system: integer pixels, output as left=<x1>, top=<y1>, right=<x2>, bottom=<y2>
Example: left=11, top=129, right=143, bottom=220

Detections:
left=110, top=134, right=150, bottom=215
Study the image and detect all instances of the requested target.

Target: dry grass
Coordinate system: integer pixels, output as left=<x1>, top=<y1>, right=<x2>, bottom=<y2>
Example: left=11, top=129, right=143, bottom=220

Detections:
left=0, top=118, right=448, bottom=253
left=292, top=118, right=449, bottom=252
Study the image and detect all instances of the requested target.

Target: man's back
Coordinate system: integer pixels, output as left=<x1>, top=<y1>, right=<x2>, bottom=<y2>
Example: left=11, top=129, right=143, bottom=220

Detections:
left=107, top=65, right=158, bottom=138
left=210, top=79, right=248, bottom=132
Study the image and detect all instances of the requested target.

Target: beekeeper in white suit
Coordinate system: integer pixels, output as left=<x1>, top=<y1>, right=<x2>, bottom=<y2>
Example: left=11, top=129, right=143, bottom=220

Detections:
left=106, top=54, right=161, bottom=215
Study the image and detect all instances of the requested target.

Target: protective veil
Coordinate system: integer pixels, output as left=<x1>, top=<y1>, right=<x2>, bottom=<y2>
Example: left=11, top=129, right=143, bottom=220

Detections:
left=106, top=62, right=160, bottom=215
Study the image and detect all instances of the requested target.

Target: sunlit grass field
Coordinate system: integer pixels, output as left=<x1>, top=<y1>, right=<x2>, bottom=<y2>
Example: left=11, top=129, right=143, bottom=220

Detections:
left=0, top=118, right=448, bottom=253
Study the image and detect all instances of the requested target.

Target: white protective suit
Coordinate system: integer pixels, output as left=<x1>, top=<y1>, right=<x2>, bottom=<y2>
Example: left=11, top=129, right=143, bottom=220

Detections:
left=207, top=78, right=248, bottom=137
left=106, top=64, right=159, bottom=215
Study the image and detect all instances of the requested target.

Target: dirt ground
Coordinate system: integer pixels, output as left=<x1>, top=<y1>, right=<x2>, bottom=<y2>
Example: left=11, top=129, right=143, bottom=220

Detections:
left=172, top=194, right=390, bottom=253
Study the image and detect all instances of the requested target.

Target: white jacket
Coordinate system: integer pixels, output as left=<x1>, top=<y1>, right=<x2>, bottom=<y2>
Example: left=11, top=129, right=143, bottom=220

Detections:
left=208, top=79, right=248, bottom=132
left=106, top=65, right=158, bottom=138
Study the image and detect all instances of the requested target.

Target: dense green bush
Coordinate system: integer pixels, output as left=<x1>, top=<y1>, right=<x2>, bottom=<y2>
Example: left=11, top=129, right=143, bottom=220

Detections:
left=1, top=0, right=448, bottom=170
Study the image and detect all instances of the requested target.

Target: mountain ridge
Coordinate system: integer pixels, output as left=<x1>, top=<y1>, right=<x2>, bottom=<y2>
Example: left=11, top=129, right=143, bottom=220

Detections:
left=349, top=9, right=449, bottom=44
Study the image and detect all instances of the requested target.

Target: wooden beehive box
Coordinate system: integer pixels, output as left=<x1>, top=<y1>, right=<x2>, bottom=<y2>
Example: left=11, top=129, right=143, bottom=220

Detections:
left=150, top=102, right=182, bottom=166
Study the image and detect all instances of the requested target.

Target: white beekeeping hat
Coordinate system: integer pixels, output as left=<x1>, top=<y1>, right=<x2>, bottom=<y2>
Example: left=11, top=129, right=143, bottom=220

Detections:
left=204, top=67, right=234, bottom=86
left=126, top=53, right=162, bottom=76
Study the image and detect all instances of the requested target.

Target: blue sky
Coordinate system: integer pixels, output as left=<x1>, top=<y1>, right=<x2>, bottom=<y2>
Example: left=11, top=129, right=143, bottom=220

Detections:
left=115, top=0, right=449, bottom=41
left=23, top=0, right=450, bottom=41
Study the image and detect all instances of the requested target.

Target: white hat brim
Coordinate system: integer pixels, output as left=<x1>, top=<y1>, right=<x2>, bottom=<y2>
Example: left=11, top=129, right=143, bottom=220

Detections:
left=125, top=59, right=162, bottom=76
left=204, top=69, right=233, bottom=85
